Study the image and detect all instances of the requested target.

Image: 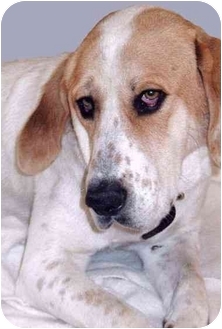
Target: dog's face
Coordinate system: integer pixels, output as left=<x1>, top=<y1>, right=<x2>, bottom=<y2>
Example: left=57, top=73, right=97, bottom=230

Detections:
left=17, top=7, right=220, bottom=234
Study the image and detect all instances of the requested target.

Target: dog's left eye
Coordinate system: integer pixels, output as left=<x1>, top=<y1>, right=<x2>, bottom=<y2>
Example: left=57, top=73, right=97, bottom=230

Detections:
left=134, top=89, right=166, bottom=115
left=76, top=96, right=95, bottom=120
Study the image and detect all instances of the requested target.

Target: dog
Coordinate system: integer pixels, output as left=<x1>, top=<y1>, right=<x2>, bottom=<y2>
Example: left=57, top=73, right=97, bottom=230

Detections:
left=2, top=5, right=220, bottom=328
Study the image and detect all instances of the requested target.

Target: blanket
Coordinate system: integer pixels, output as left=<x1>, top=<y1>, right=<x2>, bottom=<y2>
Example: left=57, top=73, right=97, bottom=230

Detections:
left=2, top=175, right=220, bottom=327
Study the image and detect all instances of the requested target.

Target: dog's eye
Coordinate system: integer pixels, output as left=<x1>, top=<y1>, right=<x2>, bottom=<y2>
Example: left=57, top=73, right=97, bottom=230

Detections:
left=134, top=89, right=166, bottom=115
left=76, top=96, right=94, bottom=120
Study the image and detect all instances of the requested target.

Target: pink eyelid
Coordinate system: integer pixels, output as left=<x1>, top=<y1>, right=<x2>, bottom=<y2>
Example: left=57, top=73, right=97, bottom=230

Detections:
left=141, top=94, right=159, bottom=106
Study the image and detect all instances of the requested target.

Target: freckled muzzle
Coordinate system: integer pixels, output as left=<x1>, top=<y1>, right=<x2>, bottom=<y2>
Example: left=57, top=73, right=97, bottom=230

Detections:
left=85, top=180, right=127, bottom=217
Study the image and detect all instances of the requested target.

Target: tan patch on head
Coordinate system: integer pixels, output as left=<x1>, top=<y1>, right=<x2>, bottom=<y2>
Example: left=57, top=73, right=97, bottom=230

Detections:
left=112, top=7, right=210, bottom=158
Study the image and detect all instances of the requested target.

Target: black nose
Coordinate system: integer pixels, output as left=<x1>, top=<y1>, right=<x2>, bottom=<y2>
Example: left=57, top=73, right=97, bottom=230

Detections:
left=85, top=180, right=127, bottom=216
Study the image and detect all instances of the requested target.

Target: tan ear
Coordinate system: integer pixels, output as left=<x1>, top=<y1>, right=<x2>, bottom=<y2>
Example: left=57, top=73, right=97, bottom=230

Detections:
left=17, top=59, right=70, bottom=175
left=196, top=30, right=221, bottom=167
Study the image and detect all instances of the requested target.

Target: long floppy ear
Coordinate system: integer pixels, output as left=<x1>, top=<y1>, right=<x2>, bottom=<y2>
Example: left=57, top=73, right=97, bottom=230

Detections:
left=195, top=29, right=221, bottom=167
left=17, top=59, right=70, bottom=175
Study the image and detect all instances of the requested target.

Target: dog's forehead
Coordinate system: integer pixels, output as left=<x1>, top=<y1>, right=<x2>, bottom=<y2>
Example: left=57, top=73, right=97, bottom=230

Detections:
left=68, top=6, right=196, bottom=93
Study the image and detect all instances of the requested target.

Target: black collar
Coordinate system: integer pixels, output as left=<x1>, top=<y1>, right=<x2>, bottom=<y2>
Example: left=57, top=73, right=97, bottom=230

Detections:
left=141, top=206, right=176, bottom=240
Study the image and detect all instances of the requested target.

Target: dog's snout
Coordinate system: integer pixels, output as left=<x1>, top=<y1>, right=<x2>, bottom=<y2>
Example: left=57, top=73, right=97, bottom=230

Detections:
left=85, top=180, right=127, bottom=216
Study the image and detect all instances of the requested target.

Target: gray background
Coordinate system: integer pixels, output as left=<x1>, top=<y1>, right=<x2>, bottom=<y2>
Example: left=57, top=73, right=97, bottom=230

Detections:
left=2, top=1, right=221, bottom=62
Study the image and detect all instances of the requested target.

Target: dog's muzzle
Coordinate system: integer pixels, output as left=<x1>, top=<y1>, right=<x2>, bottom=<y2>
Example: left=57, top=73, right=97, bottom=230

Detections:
left=141, top=205, right=176, bottom=240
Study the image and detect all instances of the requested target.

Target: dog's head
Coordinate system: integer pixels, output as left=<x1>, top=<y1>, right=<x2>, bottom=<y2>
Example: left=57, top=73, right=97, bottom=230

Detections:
left=17, top=7, right=220, bottom=234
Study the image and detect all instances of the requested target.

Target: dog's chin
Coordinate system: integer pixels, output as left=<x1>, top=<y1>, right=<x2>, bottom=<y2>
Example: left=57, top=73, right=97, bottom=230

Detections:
left=95, top=205, right=176, bottom=238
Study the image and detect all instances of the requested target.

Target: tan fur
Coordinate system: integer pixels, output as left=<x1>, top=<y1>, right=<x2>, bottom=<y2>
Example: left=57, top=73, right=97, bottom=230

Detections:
left=17, top=58, right=70, bottom=175
left=195, top=31, right=221, bottom=167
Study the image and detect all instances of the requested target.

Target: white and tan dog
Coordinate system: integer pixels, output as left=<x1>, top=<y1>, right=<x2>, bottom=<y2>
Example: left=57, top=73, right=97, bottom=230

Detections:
left=2, top=6, right=220, bottom=328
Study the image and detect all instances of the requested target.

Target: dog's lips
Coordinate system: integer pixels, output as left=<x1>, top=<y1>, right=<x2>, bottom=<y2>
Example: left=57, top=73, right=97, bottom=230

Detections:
left=97, top=216, right=114, bottom=230
left=141, top=205, right=176, bottom=240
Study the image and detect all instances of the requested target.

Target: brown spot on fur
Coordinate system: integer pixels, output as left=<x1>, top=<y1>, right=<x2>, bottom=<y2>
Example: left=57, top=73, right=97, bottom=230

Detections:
left=97, top=150, right=102, bottom=159
left=59, top=288, right=66, bottom=296
left=41, top=223, right=48, bottom=229
left=141, top=178, right=151, bottom=188
left=113, top=117, right=119, bottom=127
left=135, top=173, right=140, bottom=182
left=62, top=277, right=71, bottom=285
left=125, top=156, right=131, bottom=165
left=47, top=276, right=59, bottom=289
left=79, top=289, right=117, bottom=307
left=107, top=142, right=115, bottom=158
left=71, top=294, right=76, bottom=301
left=50, top=302, right=54, bottom=309
left=186, top=298, right=192, bottom=306
left=107, top=142, right=115, bottom=152
left=45, top=260, right=60, bottom=271
left=114, top=153, right=122, bottom=164
left=123, top=170, right=133, bottom=180
left=37, top=277, right=45, bottom=291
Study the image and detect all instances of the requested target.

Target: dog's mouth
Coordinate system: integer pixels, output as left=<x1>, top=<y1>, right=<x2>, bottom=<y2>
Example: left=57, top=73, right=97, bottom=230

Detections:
left=96, top=205, right=176, bottom=238
left=141, top=205, right=176, bottom=240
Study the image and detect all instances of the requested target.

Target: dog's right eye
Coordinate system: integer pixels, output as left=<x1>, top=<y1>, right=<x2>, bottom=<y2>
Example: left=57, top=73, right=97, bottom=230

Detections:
left=76, top=96, right=95, bottom=120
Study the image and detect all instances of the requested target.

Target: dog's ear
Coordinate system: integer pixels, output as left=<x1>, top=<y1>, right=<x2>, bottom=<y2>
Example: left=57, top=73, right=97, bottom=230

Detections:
left=195, top=29, right=221, bottom=167
left=17, top=58, right=70, bottom=175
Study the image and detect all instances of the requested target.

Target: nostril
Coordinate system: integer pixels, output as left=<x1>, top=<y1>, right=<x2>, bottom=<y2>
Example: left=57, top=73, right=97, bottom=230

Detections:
left=85, top=180, right=127, bottom=216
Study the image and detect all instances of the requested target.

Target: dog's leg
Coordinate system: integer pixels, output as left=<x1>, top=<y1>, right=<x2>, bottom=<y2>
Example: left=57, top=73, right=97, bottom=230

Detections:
left=16, top=246, right=150, bottom=327
left=161, top=234, right=208, bottom=328
left=163, top=265, right=208, bottom=328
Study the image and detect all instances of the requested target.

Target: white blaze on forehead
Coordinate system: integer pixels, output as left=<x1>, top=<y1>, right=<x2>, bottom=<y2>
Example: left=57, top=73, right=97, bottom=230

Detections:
left=99, top=6, right=146, bottom=79
left=97, top=6, right=147, bottom=132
